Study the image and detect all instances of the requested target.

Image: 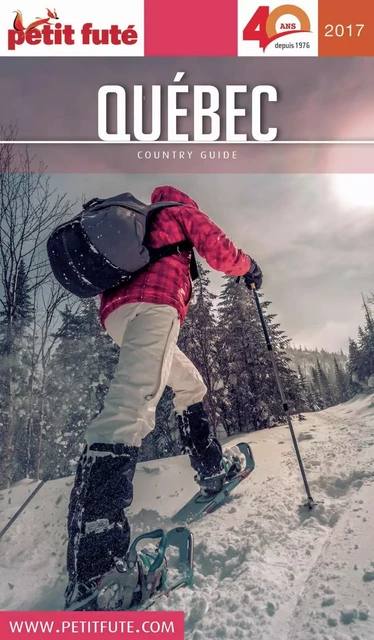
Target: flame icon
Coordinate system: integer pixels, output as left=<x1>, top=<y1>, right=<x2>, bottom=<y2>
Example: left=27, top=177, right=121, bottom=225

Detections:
left=13, top=8, right=59, bottom=33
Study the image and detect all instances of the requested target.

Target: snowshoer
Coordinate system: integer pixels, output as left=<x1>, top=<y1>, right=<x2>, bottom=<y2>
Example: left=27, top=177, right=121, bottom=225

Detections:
left=65, top=185, right=263, bottom=610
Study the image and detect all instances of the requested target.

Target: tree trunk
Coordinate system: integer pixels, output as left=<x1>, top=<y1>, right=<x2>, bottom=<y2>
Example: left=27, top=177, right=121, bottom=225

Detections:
left=25, top=319, right=38, bottom=478
left=25, top=381, right=35, bottom=479
left=35, top=373, right=46, bottom=481
left=1, top=320, right=15, bottom=489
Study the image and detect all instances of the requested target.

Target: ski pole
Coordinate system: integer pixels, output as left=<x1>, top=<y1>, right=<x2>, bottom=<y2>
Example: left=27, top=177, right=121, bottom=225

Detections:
left=248, top=281, right=316, bottom=509
left=0, top=480, right=46, bottom=541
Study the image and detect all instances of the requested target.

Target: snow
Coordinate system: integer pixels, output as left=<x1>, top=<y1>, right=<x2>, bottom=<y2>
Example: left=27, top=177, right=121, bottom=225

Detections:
left=1, top=394, right=374, bottom=639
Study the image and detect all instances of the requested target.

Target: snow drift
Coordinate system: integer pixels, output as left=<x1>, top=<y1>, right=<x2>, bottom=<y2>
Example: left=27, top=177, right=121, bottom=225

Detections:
left=1, top=394, right=374, bottom=640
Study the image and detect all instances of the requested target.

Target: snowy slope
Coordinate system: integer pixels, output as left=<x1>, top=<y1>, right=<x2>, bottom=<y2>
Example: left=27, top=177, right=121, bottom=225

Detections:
left=1, top=394, right=374, bottom=640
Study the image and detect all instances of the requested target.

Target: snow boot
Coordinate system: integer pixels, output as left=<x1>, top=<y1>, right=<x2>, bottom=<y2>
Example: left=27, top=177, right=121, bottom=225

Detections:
left=177, top=402, right=222, bottom=474
left=178, top=402, right=244, bottom=495
left=197, top=445, right=247, bottom=496
left=64, top=442, right=138, bottom=611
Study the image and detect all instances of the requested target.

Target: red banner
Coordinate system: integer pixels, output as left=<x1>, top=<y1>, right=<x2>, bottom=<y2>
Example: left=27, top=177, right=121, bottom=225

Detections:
left=0, top=612, right=184, bottom=640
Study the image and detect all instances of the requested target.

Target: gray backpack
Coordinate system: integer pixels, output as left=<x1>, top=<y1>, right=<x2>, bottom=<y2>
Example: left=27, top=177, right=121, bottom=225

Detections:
left=47, top=192, right=197, bottom=298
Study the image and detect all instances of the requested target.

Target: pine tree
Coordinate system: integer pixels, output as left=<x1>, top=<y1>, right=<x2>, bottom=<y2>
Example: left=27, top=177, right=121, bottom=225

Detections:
left=358, top=296, right=374, bottom=380
left=310, top=366, right=324, bottom=410
left=333, top=357, right=350, bottom=403
left=11, top=262, right=36, bottom=481
left=345, top=295, right=374, bottom=394
left=348, top=338, right=361, bottom=377
left=178, top=266, right=221, bottom=435
left=296, top=363, right=314, bottom=411
left=316, top=359, right=335, bottom=408
left=139, top=386, right=181, bottom=462
left=215, top=277, right=301, bottom=434
left=42, top=299, right=119, bottom=479
left=348, top=337, right=364, bottom=394
left=0, top=259, right=34, bottom=485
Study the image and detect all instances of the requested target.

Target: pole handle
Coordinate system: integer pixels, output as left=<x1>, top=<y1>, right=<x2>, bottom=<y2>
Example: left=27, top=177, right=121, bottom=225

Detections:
left=236, top=277, right=257, bottom=291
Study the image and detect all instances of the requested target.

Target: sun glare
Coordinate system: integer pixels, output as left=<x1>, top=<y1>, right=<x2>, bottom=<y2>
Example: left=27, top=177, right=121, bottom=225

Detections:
left=332, top=174, right=374, bottom=208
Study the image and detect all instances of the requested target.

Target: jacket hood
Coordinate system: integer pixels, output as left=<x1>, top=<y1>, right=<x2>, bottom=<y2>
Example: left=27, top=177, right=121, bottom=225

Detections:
left=151, top=186, right=199, bottom=209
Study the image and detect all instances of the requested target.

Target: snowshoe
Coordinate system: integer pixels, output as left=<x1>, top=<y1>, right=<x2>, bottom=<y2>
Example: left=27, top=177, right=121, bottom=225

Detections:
left=66, top=527, right=194, bottom=612
left=196, top=444, right=247, bottom=496
left=172, top=442, right=255, bottom=525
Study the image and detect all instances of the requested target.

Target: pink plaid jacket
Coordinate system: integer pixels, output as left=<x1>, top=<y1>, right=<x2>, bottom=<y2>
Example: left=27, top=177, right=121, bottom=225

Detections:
left=99, top=186, right=251, bottom=327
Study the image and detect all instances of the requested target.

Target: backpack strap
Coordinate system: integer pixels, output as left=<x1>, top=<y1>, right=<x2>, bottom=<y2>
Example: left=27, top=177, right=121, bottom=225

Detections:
left=189, top=250, right=199, bottom=281
left=147, top=201, right=182, bottom=213
left=146, top=201, right=199, bottom=281
left=82, top=197, right=106, bottom=210
left=148, top=241, right=199, bottom=281
left=148, top=239, right=192, bottom=261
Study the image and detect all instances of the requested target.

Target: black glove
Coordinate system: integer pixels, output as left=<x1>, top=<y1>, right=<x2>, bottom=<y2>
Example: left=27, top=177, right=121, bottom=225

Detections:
left=243, top=257, right=263, bottom=291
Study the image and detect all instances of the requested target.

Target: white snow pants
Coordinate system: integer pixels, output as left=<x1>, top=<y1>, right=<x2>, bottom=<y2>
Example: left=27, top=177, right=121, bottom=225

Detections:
left=85, top=303, right=207, bottom=448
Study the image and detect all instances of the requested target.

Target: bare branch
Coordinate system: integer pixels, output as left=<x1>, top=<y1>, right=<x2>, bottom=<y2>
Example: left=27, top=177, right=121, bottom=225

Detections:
left=0, top=126, right=74, bottom=486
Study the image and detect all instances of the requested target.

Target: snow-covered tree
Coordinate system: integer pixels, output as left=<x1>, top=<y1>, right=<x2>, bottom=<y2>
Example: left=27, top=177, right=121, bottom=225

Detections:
left=316, top=359, right=335, bottom=408
left=310, top=366, right=324, bottom=410
left=0, top=131, right=71, bottom=486
left=0, top=259, right=34, bottom=485
left=348, top=338, right=361, bottom=384
left=215, top=277, right=302, bottom=434
left=333, top=357, right=350, bottom=403
left=139, top=386, right=181, bottom=462
left=346, top=295, right=374, bottom=393
left=42, top=299, right=119, bottom=478
left=296, top=363, right=315, bottom=411
left=356, top=297, right=374, bottom=381
left=178, top=265, right=221, bottom=435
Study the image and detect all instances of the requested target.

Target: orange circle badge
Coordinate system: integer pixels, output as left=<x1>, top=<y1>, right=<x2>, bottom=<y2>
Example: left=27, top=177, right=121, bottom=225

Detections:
left=266, top=4, right=311, bottom=39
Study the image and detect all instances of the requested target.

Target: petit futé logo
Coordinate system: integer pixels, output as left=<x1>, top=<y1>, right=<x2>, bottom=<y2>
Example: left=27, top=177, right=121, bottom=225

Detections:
left=8, top=7, right=138, bottom=50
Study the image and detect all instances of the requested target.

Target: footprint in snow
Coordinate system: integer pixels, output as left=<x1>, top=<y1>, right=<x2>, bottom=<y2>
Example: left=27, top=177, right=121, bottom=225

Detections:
left=298, top=432, right=314, bottom=442
left=340, top=608, right=369, bottom=624
left=185, top=594, right=210, bottom=626
left=363, top=569, right=374, bottom=582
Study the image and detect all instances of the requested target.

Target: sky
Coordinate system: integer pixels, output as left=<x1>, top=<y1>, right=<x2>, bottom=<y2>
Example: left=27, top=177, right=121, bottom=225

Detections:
left=1, top=56, right=374, bottom=352
left=50, top=172, right=374, bottom=354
